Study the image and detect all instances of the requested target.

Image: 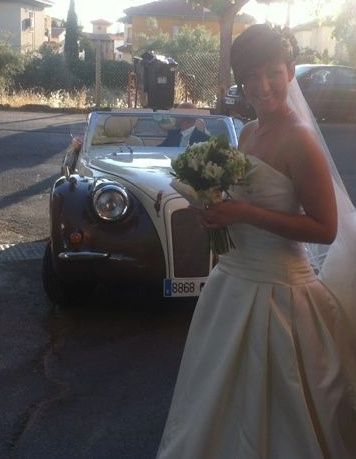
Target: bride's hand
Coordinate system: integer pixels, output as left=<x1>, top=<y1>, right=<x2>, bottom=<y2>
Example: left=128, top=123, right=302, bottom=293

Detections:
left=193, top=200, right=249, bottom=228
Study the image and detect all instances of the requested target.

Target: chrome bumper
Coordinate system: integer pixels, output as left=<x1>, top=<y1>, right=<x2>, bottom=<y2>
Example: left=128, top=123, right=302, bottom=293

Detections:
left=58, top=252, right=139, bottom=264
left=58, top=251, right=109, bottom=261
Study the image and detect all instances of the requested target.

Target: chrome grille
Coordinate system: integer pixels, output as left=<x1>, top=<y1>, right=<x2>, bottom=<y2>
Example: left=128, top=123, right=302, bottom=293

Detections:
left=171, top=208, right=210, bottom=277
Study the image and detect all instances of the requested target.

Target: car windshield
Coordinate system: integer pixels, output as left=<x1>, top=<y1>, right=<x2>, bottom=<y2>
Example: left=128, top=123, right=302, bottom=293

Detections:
left=84, top=112, right=235, bottom=156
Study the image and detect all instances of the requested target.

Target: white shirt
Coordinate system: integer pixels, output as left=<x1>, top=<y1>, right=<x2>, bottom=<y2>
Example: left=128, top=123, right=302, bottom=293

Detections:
left=179, top=125, right=195, bottom=147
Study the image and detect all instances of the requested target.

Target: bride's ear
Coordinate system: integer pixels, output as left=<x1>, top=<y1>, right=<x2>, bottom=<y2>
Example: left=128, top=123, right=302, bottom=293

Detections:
left=287, top=62, right=296, bottom=81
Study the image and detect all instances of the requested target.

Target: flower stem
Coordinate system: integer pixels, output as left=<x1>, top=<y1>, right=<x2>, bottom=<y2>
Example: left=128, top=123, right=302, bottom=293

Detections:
left=209, top=227, right=235, bottom=255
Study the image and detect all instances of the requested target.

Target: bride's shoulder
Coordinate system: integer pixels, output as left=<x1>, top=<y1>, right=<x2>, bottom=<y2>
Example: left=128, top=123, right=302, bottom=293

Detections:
left=284, top=118, right=323, bottom=156
left=284, top=119, right=330, bottom=172
left=286, top=117, right=317, bottom=142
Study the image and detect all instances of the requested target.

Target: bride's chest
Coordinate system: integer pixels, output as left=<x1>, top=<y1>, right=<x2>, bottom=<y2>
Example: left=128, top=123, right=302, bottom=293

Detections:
left=231, top=158, right=299, bottom=213
left=242, top=132, right=291, bottom=179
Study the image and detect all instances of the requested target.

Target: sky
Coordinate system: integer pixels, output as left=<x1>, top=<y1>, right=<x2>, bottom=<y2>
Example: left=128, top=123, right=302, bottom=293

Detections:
left=50, top=0, right=149, bottom=32
left=49, top=0, right=342, bottom=33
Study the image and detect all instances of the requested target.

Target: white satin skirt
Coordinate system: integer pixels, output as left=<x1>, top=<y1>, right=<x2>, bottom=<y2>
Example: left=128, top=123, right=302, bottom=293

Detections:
left=156, top=255, right=356, bottom=459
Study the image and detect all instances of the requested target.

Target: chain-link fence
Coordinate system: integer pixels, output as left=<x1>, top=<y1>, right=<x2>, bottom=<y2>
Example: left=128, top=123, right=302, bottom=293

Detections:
left=0, top=41, right=220, bottom=110
left=174, top=52, right=219, bottom=108
left=94, top=44, right=220, bottom=110
left=92, top=42, right=133, bottom=108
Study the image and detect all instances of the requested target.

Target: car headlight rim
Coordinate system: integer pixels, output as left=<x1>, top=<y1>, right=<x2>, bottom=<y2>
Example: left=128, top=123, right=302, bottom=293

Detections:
left=93, top=183, right=130, bottom=221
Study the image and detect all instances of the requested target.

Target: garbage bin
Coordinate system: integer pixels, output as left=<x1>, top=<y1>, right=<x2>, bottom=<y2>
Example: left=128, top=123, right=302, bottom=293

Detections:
left=147, top=54, right=177, bottom=109
left=133, top=51, right=155, bottom=95
left=133, top=52, right=178, bottom=109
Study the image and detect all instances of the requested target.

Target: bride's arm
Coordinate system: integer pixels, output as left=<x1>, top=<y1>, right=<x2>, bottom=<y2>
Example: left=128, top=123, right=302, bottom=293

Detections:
left=203, top=126, right=337, bottom=244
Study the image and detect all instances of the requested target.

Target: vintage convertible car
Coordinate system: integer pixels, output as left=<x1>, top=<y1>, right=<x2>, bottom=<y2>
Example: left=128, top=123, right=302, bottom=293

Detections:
left=42, top=109, right=240, bottom=306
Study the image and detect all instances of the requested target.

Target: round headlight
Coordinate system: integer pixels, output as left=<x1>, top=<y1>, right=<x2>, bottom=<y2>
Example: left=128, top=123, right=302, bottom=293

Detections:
left=93, top=184, right=129, bottom=221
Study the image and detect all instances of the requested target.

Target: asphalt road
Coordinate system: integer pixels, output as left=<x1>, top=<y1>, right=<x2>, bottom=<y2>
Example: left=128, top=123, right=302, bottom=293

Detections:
left=0, top=259, right=193, bottom=459
left=0, top=110, right=355, bottom=458
left=0, top=110, right=196, bottom=458
left=0, top=110, right=85, bottom=243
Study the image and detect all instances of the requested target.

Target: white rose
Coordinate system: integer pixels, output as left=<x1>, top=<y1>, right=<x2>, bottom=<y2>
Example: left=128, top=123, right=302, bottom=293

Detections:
left=203, top=161, right=224, bottom=181
left=188, top=157, right=200, bottom=171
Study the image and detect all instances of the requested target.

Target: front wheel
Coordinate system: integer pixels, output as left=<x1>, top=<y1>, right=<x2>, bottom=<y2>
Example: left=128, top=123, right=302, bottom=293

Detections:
left=42, top=242, right=96, bottom=307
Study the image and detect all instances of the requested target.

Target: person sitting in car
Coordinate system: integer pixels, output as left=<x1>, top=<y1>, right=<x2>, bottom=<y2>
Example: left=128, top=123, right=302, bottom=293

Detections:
left=159, top=102, right=210, bottom=147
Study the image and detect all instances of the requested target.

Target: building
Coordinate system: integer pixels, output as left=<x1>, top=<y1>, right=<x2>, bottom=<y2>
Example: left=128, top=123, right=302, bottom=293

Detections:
left=49, top=26, right=65, bottom=52
left=82, top=19, right=124, bottom=61
left=293, top=20, right=342, bottom=60
left=0, top=0, right=53, bottom=52
left=119, top=0, right=254, bottom=55
left=114, top=32, right=125, bottom=60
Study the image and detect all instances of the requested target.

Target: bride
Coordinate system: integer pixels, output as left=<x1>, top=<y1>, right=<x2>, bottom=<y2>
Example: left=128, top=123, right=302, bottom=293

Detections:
left=156, top=24, right=356, bottom=459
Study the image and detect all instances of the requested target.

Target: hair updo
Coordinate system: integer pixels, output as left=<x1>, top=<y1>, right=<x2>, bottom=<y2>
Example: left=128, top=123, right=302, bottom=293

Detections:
left=231, top=24, right=299, bottom=87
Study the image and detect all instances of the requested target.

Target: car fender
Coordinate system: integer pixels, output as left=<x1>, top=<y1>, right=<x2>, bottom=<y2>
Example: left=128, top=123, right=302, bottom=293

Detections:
left=49, top=174, right=166, bottom=284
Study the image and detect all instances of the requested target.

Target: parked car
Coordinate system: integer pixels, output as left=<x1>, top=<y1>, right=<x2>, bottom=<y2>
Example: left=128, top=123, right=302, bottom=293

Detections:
left=42, top=109, right=240, bottom=306
left=223, top=64, right=356, bottom=122
left=295, top=64, right=356, bottom=121
left=223, top=84, right=255, bottom=120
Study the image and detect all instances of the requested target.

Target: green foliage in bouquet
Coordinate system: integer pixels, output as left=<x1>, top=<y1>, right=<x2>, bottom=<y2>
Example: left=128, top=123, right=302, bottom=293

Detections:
left=170, top=136, right=251, bottom=255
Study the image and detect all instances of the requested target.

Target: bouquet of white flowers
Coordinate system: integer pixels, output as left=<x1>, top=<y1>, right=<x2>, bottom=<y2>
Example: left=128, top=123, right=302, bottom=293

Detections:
left=171, top=136, right=251, bottom=255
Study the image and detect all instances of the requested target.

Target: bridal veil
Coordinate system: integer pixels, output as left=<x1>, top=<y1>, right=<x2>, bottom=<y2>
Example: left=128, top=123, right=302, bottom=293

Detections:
left=288, top=78, right=356, bottom=326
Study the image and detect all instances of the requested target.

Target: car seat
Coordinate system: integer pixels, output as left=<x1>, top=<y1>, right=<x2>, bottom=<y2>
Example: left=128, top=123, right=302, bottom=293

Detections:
left=103, top=116, right=144, bottom=145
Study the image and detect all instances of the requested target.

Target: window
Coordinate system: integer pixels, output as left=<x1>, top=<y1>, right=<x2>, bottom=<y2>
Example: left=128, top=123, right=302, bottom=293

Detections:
left=334, top=68, right=356, bottom=87
left=22, top=17, right=33, bottom=31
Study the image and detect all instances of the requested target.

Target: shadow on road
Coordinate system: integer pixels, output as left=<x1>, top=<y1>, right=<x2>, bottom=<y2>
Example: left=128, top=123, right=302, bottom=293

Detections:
left=0, top=174, right=58, bottom=210
left=0, top=119, right=86, bottom=175
left=0, top=116, right=85, bottom=214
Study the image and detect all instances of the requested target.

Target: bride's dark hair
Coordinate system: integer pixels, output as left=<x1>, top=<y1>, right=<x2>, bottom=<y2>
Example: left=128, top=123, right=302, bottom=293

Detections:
left=231, top=24, right=299, bottom=86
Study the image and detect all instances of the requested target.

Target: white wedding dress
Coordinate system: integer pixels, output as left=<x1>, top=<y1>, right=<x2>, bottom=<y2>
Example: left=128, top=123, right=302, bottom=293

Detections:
left=156, top=155, right=356, bottom=459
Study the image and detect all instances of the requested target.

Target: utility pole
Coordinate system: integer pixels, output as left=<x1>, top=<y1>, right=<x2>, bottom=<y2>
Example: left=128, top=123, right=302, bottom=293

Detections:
left=286, top=0, right=293, bottom=27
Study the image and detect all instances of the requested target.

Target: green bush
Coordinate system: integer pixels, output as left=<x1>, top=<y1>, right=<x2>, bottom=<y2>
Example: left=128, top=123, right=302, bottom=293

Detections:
left=0, top=41, right=24, bottom=89
left=14, top=44, right=132, bottom=95
left=15, top=45, right=75, bottom=92
left=72, top=60, right=95, bottom=88
left=296, top=47, right=334, bottom=65
left=101, top=60, right=133, bottom=89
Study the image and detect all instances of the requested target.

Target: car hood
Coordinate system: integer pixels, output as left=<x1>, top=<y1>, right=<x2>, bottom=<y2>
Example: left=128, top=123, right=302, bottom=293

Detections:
left=89, top=152, right=179, bottom=200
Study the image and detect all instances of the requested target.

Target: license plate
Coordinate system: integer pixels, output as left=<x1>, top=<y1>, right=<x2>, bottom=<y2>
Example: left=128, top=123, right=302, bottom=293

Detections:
left=225, top=97, right=236, bottom=105
left=164, top=278, right=205, bottom=297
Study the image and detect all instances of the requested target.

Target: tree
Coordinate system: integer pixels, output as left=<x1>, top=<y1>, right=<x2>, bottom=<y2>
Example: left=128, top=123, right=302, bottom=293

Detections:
left=79, top=35, right=96, bottom=64
left=135, top=20, right=218, bottom=57
left=296, top=46, right=333, bottom=65
left=332, top=0, right=356, bottom=66
left=52, top=17, right=65, bottom=28
left=135, top=17, right=171, bottom=54
left=0, top=41, right=24, bottom=90
left=188, top=0, right=287, bottom=111
left=64, top=0, right=79, bottom=70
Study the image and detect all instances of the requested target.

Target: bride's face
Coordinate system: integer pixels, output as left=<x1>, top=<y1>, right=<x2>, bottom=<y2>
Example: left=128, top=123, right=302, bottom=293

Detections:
left=242, top=59, right=294, bottom=116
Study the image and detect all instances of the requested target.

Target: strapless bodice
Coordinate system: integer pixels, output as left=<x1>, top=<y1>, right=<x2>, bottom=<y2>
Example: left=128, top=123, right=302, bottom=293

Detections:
left=219, top=155, right=316, bottom=284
